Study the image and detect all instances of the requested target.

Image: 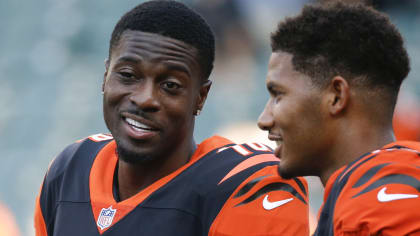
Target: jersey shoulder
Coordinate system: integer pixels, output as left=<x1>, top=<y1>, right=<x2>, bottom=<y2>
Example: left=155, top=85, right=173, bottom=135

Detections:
left=334, top=143, right=420, bottom=235
left=345, top=143, right=420, bottom=197
left=45, top=133, right=114, bottom=183
left=36, top=133, right=114, bottom=235
left=209, top=165, right=309, bottom=236
left=186, top=137, right=309, bottom=234
left=192, top=137, right=280, bottom=190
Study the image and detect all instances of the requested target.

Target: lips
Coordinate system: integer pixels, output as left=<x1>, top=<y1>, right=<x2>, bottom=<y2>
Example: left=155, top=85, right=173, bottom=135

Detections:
left=268, top=133, right=283, bottom=158
left=125, top=117, right=156, bottom=131
left=121, top=112, right=160, bottom=140
left=268, top=133, right=283, bottom=142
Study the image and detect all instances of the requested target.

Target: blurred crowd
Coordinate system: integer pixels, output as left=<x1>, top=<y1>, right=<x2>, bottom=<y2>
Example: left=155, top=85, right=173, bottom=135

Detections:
left=0, top=0, right=419, bottom=235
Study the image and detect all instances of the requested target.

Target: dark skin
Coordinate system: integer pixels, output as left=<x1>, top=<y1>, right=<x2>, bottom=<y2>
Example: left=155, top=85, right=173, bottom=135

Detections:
left=102, top=30, right=211, bottom=200
left=258, top=52, right=395, bottom=185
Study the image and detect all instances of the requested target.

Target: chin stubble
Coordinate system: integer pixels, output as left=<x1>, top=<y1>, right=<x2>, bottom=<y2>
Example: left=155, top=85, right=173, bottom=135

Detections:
left=115, top=139, right=157, bottom=165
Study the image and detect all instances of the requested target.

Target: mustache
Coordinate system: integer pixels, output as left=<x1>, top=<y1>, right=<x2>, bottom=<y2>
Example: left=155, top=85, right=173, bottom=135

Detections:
left=120, top=108, right=155, bottom=121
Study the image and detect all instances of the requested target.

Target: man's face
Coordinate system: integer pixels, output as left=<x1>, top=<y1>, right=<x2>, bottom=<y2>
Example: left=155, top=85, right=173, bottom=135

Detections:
left=103, top=30, right=207, bottom=164
left=258, top=52, right=330, bottom=178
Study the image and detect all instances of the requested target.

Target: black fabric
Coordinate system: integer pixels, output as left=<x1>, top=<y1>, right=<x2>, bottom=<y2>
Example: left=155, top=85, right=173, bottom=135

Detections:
left=233, top=175, right=272, bottom=198
left=352, top=163, right=391, bottom=188
left=38, top=137, right=278, bottom=236
left=39, top=138, right=111, bottom=235
left=352, top=173, right=420, bottom=198
left=293, top=177, right=307, bottom=196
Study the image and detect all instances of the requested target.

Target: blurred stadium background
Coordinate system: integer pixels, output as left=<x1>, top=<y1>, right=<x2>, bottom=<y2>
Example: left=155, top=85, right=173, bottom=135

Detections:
left=0, top=0, right=419, bottom=235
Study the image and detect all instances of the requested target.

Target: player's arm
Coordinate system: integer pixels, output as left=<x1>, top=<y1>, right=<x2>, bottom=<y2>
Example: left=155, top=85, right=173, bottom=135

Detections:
left=209, top=165, right=309, bottom=236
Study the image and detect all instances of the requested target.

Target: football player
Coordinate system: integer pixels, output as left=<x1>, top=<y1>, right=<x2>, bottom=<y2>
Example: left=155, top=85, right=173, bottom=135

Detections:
left=258, top=2, right=420, bottom=235
left=34, top=1, right=309, bottom=235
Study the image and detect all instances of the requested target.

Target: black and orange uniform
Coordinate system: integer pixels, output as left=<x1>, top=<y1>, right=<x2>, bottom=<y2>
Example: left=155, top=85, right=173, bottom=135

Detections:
left=35, top=134, right=309, bottom=236
left=315, top=141, right=420, bottom=236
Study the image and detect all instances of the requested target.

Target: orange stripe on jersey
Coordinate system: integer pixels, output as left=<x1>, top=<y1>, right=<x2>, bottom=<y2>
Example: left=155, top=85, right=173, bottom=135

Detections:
left=218, top=154, right=279, bottom=185
left=90, top=136, right=232, bottom=234
left=209, top=166, right=309, bottom=236
left=34, top=184, right=47, bottom=236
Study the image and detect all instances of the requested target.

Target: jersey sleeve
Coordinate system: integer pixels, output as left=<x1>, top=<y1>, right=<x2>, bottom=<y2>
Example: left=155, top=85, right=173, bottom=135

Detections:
left=33, top=141, right=83, bottom=236
left=208, top=165, right=309, bottom=236
left=334, top=150, right=420, bottom=235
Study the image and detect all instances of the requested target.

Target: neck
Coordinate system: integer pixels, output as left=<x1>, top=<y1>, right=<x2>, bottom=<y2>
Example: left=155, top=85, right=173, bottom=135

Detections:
left=117, top=139, right=197, bottom=201
left=319, top=121, right=395, bottom=186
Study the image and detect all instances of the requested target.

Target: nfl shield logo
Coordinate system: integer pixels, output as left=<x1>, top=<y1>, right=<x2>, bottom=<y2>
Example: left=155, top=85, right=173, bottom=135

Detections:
left=97, top=206, right=117, bottom=230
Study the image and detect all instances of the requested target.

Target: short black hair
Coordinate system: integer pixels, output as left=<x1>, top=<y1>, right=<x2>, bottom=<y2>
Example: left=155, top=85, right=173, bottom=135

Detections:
left=271, top=2, right=410, bottom=99
left=109, top=0, right=215, bottom=80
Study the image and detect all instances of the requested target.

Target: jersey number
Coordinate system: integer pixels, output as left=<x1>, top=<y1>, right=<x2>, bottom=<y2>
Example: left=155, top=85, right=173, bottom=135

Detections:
left=218, top=143, right=272, bottom=156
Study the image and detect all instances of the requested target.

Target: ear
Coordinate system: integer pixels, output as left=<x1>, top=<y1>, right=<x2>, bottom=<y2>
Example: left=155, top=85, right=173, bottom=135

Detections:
left=325, top=76, right=350, bottom=115
left=196, top=80, right=212, bottom=112
left=102, top=58, right=110, bottom=93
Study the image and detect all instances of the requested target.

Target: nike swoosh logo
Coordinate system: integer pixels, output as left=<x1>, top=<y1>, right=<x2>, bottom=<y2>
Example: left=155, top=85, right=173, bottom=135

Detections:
left=262, top=195, right=293, bottom=210
left=377, top=187, right=418, bottom=202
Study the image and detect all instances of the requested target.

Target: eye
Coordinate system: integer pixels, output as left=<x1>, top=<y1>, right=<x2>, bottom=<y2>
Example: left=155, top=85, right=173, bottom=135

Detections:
left=116, top=71, right=138, bottom=84
left=269, top=89, right=283, bottom=104
left=162, top=81, right=181, bottom=92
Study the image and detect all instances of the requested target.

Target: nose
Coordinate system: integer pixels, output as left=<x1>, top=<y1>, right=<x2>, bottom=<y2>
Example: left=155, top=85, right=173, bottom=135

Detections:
left=258, top=101, right=274, bottom=131
left=129, top=80, right=160, bottom=113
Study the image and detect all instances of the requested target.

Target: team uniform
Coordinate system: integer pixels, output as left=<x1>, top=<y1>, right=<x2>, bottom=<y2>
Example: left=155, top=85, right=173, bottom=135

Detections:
left=35, top=134, right=309, bottom=236
left=314, top=141, right=420, bottom=236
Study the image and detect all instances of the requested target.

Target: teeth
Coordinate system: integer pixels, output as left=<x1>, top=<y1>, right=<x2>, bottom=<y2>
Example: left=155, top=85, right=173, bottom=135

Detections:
left=125, top=118, right=152, bottom=130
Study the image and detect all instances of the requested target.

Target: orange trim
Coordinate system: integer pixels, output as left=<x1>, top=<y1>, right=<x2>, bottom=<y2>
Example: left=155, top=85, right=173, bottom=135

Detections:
left=90, top=136, right=232, bottom=234
left=34, top=184, right=47, bottom=236
left=192, top=136, right=233, bottom=161
left=218, top=154, right=279, bottom=185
